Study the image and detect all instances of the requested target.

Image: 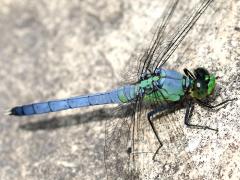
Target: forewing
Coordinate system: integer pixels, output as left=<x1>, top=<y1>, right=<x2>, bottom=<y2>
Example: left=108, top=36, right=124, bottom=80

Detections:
left=137, top=0, right=179, bottom=76
left=137, top=0, right=214, bottom=76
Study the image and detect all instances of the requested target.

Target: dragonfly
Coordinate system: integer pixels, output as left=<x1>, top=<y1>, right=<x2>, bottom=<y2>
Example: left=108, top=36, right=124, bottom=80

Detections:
left=9, top=0, right=236, bottom=178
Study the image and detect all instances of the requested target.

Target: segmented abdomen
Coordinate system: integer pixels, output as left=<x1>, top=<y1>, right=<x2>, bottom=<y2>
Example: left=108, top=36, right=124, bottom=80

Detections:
left=10, top=85, right=136, bottom=116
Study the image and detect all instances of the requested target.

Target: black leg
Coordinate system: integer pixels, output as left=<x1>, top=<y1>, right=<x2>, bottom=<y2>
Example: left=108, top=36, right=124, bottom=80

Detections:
left=184, top=100, right=218, bottom=132
left=197, top=98, right=237, bottom=109
left=184, top=68, right=195, bottom=79
left=147, top=103, right=178, bottom=160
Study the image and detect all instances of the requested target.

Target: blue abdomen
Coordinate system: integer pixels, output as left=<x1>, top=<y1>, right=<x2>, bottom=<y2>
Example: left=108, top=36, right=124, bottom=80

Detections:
left=10, top=85, right=137, bottom=116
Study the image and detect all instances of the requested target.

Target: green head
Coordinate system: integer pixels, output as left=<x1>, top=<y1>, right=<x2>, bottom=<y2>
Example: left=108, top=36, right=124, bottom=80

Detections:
left=189, top=68, right=216, bottom=99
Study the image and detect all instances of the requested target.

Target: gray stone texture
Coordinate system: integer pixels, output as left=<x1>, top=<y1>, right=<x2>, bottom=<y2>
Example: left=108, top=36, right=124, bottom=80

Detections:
left=0, top=0, right=239, bottom=179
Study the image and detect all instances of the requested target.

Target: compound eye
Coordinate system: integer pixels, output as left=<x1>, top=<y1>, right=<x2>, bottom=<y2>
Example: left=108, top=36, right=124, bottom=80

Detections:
left=196, top=82, right=201, bottom=88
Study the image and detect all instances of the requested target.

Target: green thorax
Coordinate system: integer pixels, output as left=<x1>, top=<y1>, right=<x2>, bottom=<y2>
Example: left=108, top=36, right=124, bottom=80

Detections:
left=135, top=73, right=187, bottom=104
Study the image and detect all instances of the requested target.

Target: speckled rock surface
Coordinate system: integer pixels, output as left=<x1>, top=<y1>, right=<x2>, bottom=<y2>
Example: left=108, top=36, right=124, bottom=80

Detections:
left=0, top=0, right=239, bottom=179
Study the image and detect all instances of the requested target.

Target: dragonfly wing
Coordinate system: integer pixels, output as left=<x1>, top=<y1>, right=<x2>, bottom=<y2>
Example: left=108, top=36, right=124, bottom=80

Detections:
left=137, top=0, right=214, bottom=76
left=118, top=92, right=199, bottom=178
left=104, top=102, right=140, bottom=179
left=137, top=0, right=179, bottom=76
left=104, top=97, right=192, bottom=178
left=104, top=97, right=163, bottom=179
left=104, top=97, right=189, bottom=178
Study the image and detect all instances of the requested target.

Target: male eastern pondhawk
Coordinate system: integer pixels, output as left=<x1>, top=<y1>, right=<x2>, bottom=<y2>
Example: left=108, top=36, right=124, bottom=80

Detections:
left=9, top=0, right=236, bottom=179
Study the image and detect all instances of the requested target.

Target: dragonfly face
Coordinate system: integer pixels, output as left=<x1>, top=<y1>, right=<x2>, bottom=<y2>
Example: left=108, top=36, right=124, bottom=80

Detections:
left=189, top=68, right=216, bottom=100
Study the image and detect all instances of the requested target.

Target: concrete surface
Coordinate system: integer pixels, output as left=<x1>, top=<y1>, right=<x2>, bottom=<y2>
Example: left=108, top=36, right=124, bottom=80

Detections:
left=0, top=0, right=239, bottom=179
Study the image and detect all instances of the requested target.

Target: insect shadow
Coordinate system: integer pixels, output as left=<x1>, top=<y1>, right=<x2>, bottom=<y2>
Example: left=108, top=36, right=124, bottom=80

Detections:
left=19, top=102, right=144, bottom=131
left=19, top=107, right=120, bottom=131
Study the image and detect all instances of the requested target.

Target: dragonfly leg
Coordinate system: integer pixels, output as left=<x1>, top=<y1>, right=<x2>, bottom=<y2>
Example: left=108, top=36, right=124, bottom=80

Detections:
left=197, top=98, right=237, bottom=109
left=185, top=101, right=218, bottom=132
left=184, top=68, right=195, bottom=79
left=147, top=103, right=178, bottom=161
